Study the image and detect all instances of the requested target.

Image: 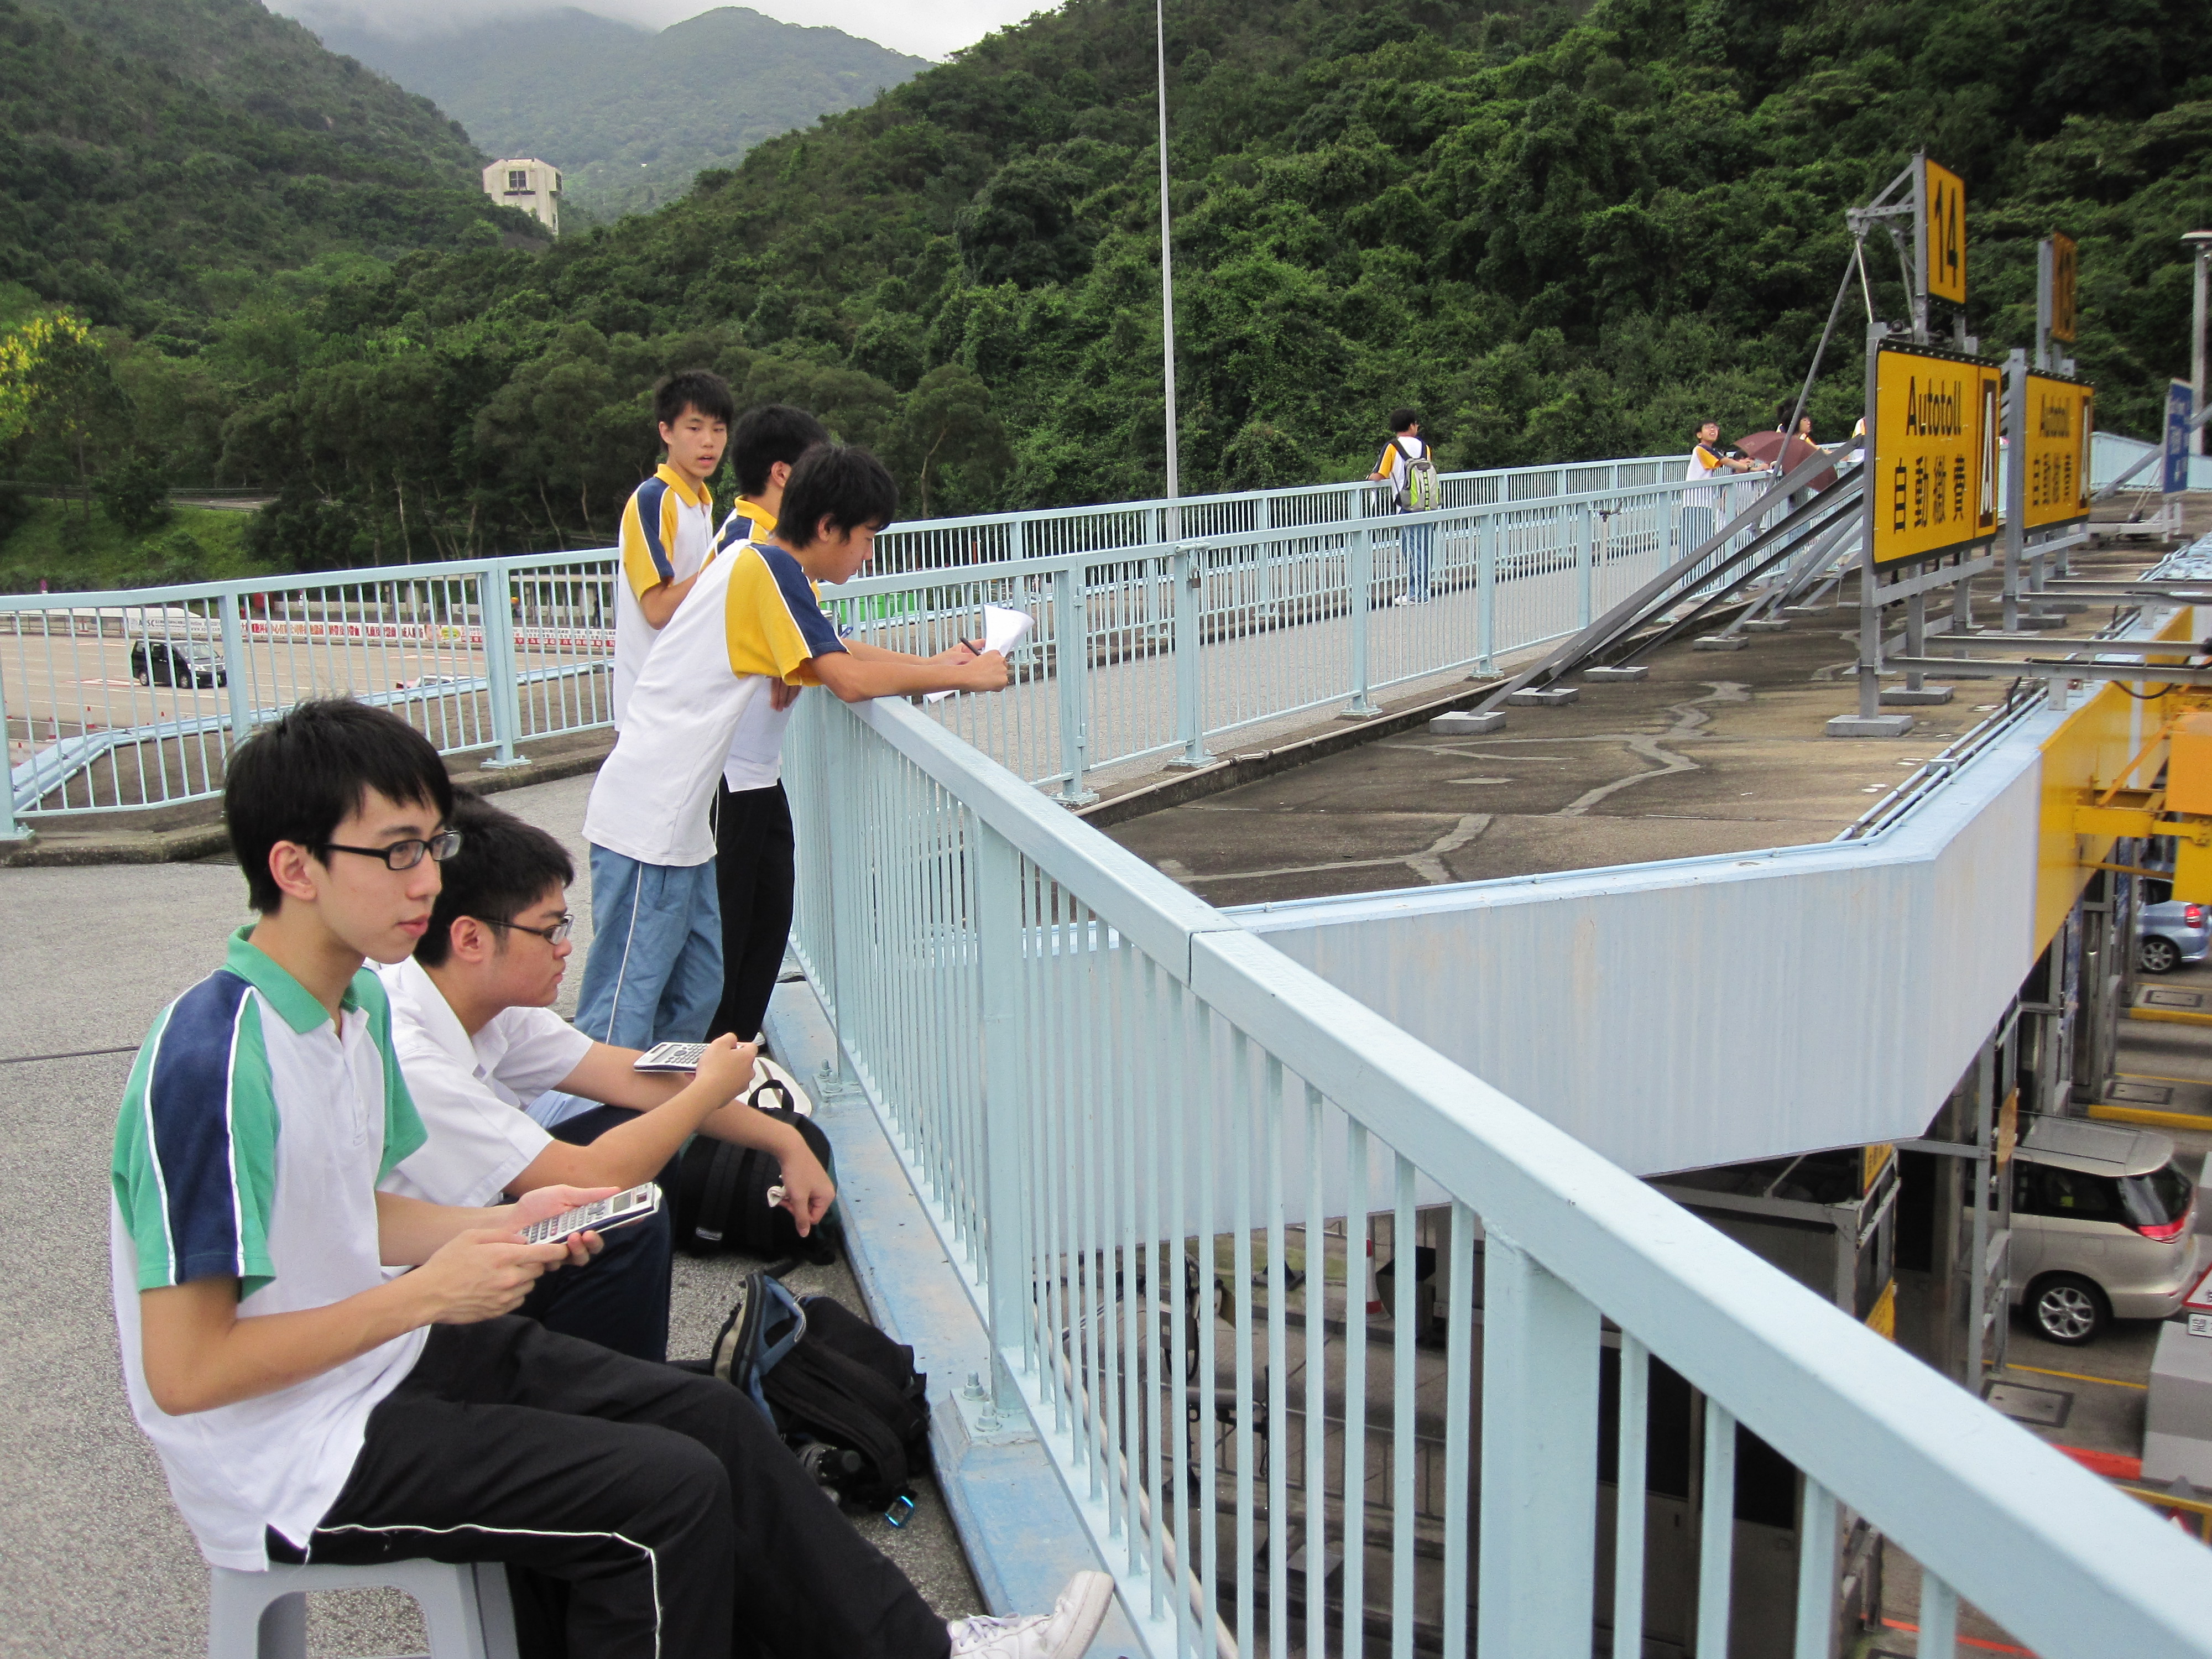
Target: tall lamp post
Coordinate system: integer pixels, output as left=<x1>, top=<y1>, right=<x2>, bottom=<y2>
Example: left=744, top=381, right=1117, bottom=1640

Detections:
left=2188, top=231, right=2212, bottom=457
left=1154, top=0, right=1180, bottom=523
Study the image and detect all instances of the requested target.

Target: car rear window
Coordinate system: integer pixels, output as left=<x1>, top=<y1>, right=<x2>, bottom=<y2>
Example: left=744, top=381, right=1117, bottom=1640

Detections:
left=2122, top=1163, right=2195, bottom=1229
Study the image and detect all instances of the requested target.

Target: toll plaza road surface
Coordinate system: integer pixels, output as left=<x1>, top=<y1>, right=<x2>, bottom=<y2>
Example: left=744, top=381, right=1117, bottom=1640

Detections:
left=1, top=632, right=607, bottom=731
left=1106, top=622, right=1945, bottom=907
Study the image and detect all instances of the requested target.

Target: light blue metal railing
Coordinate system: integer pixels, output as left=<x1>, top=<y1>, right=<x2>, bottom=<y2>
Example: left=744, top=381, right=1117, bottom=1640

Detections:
left=0, top=456, right=1791, bottom=835
left=783, top=685, right=2211, bottom=1659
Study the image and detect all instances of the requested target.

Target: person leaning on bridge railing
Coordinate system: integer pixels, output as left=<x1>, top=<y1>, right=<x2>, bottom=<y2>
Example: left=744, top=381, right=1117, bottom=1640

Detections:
left=562, top=444, right=1013, bottom=1081
left=706, top=404, right=833, bottom=1056
left=1684, top=416, right=1764, bottom=550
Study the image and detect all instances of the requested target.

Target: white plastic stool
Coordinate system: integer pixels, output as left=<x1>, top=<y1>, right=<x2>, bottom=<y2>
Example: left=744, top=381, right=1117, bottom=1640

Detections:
left=207, top=1559, right=519, bottom=1659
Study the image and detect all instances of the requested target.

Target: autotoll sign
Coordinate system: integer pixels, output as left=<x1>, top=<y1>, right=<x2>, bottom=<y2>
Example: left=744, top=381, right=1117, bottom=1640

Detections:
left=1921, top=158, right=1967, bottom=306
left=1871, top=341, right=2000, bottom=566
left=2021, top=371, right=2093, bottom=532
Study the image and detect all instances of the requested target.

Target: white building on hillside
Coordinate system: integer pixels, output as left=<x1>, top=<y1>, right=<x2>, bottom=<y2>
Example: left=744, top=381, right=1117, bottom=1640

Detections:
left=483, top=159, right=561, bottom=236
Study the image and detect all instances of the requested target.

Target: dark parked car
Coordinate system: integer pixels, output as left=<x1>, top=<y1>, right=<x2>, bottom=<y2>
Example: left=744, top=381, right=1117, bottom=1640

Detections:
left=130, top=638, right=225, bottom=688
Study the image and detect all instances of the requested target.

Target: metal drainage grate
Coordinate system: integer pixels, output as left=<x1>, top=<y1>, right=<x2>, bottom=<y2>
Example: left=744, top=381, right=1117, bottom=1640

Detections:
left=2142, top=988, right=2206, bottom=1009
left=2108, top=1082, right=2177, bottom=1105
left=1984, top=1381, right=2072, bottom=1428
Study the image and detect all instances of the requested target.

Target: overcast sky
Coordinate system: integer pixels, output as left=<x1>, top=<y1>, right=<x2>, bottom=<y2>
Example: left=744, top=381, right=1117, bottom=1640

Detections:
left=274, top=0, right=1057, bottom=60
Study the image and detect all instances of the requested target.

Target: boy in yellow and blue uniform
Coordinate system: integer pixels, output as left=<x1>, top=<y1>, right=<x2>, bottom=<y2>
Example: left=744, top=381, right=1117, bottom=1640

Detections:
left=707, top=404, right=830, bottom=1046
left=571, top=445, right=1013, bottom=1067
left=611, top=369, right=733, bottom=728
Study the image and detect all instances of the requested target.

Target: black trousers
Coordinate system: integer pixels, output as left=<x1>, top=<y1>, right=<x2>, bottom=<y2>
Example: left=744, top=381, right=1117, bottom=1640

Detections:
left=711, top=781, right=796, bottom=1044
left=512, top=1107, right=674, bottom=1364
left=280, top=1319, right=950, bottom=1659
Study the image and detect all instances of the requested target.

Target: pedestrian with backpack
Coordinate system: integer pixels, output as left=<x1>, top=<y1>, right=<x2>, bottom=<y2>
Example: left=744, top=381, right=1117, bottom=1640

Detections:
left=1371, top=407, right=1441, bottom=604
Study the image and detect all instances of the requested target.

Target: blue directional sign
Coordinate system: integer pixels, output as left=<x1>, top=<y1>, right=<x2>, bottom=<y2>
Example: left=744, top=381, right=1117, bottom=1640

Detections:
left=2168, top=380, right=2195, bottom=495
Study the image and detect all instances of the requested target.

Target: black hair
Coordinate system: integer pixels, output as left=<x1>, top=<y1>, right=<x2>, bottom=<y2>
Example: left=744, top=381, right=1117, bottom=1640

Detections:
left=729, top=404, right=831, bottom=496
left=1694, top=417, right=1720, bottom=434
left=415, top=790, right=575, bottom=969
left=654, top=368, right=736, bottom=431
left=778, top=443, right=898, bottom=549
left=225, top=698, right=453, bottom=914
left=1387, top=406, right=1421, bottom=434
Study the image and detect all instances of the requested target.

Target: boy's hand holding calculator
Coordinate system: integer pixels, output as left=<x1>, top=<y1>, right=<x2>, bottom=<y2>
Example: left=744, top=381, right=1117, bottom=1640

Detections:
left=634, top=1035, right=757, bottom=1102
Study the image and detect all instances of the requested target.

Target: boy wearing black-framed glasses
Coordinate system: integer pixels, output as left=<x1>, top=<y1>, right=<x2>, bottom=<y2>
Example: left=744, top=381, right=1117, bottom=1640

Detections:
left=108, top=697, right=1107, bottom=1659
left=377, top=790, right=834, bottom=1360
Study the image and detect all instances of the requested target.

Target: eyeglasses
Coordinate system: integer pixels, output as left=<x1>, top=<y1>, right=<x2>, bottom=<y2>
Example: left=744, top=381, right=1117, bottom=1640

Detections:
left=484, top=912, right=575, bottom=945
left=317, top=828, right=463, bottom=871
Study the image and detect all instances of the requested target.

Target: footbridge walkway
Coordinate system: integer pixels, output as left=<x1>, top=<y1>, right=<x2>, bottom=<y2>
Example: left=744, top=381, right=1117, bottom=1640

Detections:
left=4, top=447, right=2209, bottom=1657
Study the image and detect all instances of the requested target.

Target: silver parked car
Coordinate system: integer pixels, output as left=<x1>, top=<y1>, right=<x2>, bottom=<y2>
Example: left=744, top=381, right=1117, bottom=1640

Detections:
left=2136, top=873, right=2211, bottom=974
left=2008, top=1116, right=2200, bottom=1345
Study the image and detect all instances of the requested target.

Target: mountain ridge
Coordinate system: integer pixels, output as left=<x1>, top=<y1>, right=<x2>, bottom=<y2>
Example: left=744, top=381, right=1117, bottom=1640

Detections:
left=304, top=5, right=929, bottom=223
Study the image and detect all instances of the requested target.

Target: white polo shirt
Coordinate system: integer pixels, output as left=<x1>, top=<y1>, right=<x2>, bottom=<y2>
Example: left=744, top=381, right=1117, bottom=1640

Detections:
left=714, top=500, right=799, bottom=794
left=584, top=539, right=844, bottom=868
left=109, top=930, right=430, bottom=1571
left=375, top=957, right=591, bottom=1208
left=613, top=465, right=718, bottom=729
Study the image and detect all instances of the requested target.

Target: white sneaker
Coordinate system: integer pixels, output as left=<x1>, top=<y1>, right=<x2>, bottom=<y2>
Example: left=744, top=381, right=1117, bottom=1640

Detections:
left=947, top=1571, right=1114, bottom=1658
left=1391, top=593, right=1415, bottom=606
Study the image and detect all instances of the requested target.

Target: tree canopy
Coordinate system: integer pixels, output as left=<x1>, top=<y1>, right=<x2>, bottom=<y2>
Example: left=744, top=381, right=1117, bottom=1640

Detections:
left=3, top=0, right=2209, bottom=591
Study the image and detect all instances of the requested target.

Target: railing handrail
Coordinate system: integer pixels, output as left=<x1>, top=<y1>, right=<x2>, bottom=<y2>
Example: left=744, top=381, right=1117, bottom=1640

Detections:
left=838, top=688, right=2210, bottom=1658
left=0, top=472, right=1734, bottom=614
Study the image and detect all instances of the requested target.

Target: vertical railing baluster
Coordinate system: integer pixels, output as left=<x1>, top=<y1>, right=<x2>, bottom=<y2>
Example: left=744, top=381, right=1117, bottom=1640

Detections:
left=1266, top=1058, right=1289, bottom=1659
left=1916, top=1575, right=1958, bottom=1659
left=1232, top=1032, right=1256, bottom=1650
left=1577, top=500, right=1594, bottom=629
left=1052, top=561, right=1096, bottom=805
left=1390, top=1156, right=1416, bottom=1659
left=1168, top=976, right=1196, bottom=1659
left=480, top=560, right=525, bottom=768
left=1614, top=1335, right=1649, bottom=1659
left=1172, top=540, right=1213, bottom=767
left=1476, top=514, right=1496, bottom=677
left=1346, top=526, right=1376, bottom=717
left=1305, top=1087, right=1329, bottom=1659
left=1342, top=1120, right=1369, bottom=1659
left=974, top=822, right=1026, bottom=1407
left=1479, top=1232, right=1600, bottom=1658
left=1196, top=1003, right=1220, bottom=1637
left=1441, top=1202, right=1474, bottom=1659
left=1794, top=1477, right=1837, bottom=1659
left=1142, top=957, right=1168, bottom=1623
left=1697, top=1399, right=1737, bottom=1659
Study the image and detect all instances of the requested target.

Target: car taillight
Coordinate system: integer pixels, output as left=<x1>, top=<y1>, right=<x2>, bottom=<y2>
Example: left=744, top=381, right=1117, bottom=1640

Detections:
left=2187, top=905, right=2204, bottom=927
left=2136, top=1217, right=2190, bottom=1242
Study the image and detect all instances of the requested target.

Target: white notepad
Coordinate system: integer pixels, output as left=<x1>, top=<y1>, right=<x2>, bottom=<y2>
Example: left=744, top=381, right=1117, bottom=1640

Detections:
left=926, top=604, right=1034, bottom=702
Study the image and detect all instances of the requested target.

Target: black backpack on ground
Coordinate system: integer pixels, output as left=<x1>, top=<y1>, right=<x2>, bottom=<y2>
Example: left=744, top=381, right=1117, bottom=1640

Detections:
left=709, top=1271, right=931, bottom=1514
left=670, top=1089, right=841, bottom=1265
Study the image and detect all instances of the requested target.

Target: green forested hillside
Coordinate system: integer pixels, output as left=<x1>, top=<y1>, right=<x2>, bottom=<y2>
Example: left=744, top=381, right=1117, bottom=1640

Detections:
left=4, top=0, right=2211, bottom=590
left=0, top=0, right=515, bottom=335
left=312, top=7, right=927, bottom=225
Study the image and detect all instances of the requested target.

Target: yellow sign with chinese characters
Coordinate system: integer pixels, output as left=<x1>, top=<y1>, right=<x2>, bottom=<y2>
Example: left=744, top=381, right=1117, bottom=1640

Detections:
left=1923, top=158, right=1966, bottom=305
left=2022, top=371, right=2093, bottom=532
left=1870, top=342, right=2000, bottom=566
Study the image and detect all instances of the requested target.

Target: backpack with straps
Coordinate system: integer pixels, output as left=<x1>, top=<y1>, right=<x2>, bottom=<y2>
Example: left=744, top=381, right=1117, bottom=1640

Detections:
left=710, top=1271, right=932, bottom=1512
left=1394, top=435, right=1442, bottom=513
left=670, top=1086, right=842, bottom=1265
